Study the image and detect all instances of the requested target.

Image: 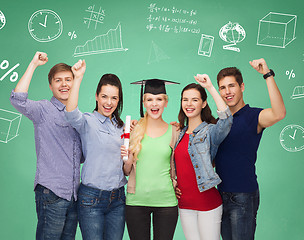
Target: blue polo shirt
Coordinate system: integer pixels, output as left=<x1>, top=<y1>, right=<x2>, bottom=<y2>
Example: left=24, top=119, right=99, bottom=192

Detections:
left=215, top=104, right=264, bottom=193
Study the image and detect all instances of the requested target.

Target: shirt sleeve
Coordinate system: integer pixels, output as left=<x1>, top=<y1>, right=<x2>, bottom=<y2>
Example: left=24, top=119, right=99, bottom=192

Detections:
left=64, top=107, right=87, bottom=134
left=209, top=106, right=233, bottom=159
left=9, top=90, right=45, bottom=124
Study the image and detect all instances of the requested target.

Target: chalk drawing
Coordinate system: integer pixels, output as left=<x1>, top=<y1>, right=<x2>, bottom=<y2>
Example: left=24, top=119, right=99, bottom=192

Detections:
left=257, top=12, right=297, bottom=48
left=219, top=22, right=246, bottom=52
left=198, top=34, right=214, bottom=57
left=73, top=23, right=128, bottom=57
left=148, top=41, right=170, bottom=64
left=0, top=108, right=22, bottom=143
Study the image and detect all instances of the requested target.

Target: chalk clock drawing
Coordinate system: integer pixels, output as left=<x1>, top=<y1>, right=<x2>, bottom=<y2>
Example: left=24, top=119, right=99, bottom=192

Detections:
left=0, top=10, right=6, bottom=30
left=28, top=9, right=63, bottom=42
left=219, top=21, right=246, bottom=52
left=280, top=124, right=304, bottom=152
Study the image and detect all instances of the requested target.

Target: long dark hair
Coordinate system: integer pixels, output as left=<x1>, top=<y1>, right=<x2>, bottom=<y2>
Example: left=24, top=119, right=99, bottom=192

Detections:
left=94, top=74, right=124, bottom=128
left=178, top=83, right=216, bottom=129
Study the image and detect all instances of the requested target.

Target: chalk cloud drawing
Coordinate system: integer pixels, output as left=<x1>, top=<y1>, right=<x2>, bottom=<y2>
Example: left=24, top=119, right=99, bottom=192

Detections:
left=148, top=41, right=170, bottom=64
left=84, top=5, right=105, bottom=30
left=0, top=10, right=6, bottom=30
left=0, top=60, right=19, bottom=82
left=291, top=86, right=304, bottom=100
left=0, top=108, right=22, bottom=143
left=73, top=23, right=128, bottom=57
left=280, top=124, right=304, bottom=152
left=257, top=12, right=297, bottom=48
left=28, top=9, right=63, bottom=42
left=198, top=34, right=214, bottom=57
left=219, top=22, right=246, bottom=52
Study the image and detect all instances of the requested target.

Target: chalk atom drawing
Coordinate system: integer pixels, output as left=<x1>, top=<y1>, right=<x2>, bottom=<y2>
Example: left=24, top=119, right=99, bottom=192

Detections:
left=83, top=5, right=105, bottom=30
left=0, top=108, right=22, bottom=143
left=73, top=23, right=128, bottom=57
left=148, top=41, right=170, bottom=64
left=291, top=86, right=304, bottom=100
left=257, top=12, right=297, bottom=48
left=198, top=34, right=214, bottom=57
left=219, top=22, right=246, bottom=52
left=0, top=10, right=6, bottom=30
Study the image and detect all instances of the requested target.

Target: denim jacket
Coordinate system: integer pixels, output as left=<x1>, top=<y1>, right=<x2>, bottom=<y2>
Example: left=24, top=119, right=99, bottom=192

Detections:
left=174, top=106, right=232, bottom=192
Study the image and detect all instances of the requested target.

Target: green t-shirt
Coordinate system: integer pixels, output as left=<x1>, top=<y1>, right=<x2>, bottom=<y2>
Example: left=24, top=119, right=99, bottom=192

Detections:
left=126, top=124, right=178, bottom=207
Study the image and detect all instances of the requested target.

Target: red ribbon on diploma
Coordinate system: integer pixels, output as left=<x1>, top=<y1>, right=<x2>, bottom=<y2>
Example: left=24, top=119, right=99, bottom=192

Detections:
left=121, top=133, right=130, bottom=139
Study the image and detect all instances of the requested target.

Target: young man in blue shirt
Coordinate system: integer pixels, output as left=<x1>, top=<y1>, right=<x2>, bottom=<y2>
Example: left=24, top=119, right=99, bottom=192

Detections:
left=10, top=52, right=83, bottom=240
left=215, top=58, right=286, bottom=240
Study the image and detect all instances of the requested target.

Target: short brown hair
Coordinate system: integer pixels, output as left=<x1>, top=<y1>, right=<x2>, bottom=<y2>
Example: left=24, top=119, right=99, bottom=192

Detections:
left=48, top=63, right=73, bottom=85
left=217, top=67, right=243, bottom=86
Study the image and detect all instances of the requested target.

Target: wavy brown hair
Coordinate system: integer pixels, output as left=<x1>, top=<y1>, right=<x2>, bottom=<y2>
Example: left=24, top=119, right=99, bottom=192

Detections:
left=178, top=83, right=216, bottom=129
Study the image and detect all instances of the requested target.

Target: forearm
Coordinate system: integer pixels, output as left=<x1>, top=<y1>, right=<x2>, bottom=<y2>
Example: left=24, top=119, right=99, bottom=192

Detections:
left=123, top=160, right=133, bottom=176
left=14, top=62, right=37, bottom=93
left=265, top=76, right=286, bottom=119
left=66, top=79, right=81, bottom=112
left=206, top=85, right=227, bottom=111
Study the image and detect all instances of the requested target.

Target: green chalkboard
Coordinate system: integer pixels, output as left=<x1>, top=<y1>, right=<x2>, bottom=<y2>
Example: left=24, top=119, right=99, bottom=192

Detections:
left=0, top=0, right=303, bottom=239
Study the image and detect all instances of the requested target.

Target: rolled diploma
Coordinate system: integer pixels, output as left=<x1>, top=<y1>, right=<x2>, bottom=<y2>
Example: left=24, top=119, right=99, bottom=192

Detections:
left=123, top=115, right=131, bottom=161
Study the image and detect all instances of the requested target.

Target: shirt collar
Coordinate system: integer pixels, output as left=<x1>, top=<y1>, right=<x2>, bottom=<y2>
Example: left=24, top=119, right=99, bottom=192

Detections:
left=234, top=104, right=249, bottom=117
left=50, top=96, right=66, bottom=111
left=93, top=111, right=118, bottom=124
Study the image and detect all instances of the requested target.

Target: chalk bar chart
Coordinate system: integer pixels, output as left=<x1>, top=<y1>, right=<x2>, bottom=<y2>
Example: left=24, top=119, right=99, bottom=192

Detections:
left=73, top=23, right=128, bottom=57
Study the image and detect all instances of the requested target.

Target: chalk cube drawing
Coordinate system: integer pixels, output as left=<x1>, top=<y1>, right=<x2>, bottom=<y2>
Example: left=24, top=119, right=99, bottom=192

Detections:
left=257, top=12, right=297, bottom=48
left=0, top=108, right=22, bottom=143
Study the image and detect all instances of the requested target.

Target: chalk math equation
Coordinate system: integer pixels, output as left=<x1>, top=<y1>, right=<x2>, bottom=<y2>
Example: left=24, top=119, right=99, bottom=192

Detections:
left=146, top=3, right=200, bottom=34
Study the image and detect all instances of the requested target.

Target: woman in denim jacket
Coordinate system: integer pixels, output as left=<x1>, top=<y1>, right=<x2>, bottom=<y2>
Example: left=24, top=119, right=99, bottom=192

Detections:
left=174, top=74, right=232, bottom=240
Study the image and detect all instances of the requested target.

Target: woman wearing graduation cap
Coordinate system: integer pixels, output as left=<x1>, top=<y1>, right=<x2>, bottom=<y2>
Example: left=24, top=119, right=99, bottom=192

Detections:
left=121, top=79, right=179, bottom=240
left=174, top=74, right=232, bottom=240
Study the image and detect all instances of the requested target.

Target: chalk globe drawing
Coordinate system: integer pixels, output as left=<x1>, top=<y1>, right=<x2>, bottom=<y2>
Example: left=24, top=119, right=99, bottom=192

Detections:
left=219, top=21, right=246, bottom=52
left=0, top=10, right=6, bottom=30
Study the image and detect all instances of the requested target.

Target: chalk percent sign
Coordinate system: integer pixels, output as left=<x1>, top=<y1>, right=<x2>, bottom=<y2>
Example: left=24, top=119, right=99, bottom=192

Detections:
left=0, top=60, right=20, bottom=82
left=286, top=69, right=295, bottom=79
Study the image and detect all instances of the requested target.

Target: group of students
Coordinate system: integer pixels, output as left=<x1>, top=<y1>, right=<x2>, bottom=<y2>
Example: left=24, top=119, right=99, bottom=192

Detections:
left=10, top=51, right=286, bottom=240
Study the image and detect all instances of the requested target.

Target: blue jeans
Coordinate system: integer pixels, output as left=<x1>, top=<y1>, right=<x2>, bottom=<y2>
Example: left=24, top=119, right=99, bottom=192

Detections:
left=77, top=183, right=126, bottom=240
left=35, top=184, right=78, bottom=240
left=220, top=190, right=260, bottom=240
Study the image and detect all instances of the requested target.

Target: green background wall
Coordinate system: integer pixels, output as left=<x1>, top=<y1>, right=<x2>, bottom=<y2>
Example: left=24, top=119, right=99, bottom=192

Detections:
left=0, top=0, right=303, bottom=239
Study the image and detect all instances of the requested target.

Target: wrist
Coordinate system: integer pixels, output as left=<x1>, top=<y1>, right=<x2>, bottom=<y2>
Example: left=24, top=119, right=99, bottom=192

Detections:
left=263, top=69, right=275, bottom=79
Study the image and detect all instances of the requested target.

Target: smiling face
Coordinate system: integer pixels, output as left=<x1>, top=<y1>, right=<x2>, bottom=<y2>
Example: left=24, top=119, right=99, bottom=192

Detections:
left=95, top=84, right=119, bottom=119
left=143, top=93, right=168, bottom=120
left=218, top=76, right=245, bottom=113
left=49, top=70, right=73, bottom=105
left=182, top=88, right=206, bottom=121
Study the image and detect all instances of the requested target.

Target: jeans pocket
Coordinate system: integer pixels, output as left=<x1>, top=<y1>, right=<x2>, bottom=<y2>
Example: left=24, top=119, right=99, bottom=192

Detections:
left=230, top=194, right=248, bottom=207
left=79, top=193, right=98, bottom=208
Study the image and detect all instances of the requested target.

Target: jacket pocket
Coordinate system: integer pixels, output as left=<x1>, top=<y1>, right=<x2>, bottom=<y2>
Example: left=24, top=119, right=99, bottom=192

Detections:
left=193, top=134, right=209, bottom=153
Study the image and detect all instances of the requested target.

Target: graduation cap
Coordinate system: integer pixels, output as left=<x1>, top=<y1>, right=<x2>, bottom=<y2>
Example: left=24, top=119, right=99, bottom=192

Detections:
left=131, top=79, right=179, bottom=117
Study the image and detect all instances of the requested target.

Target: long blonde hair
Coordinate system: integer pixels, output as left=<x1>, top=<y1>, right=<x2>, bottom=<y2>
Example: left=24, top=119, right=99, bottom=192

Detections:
left=129, top=93, right=168, bottom=161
